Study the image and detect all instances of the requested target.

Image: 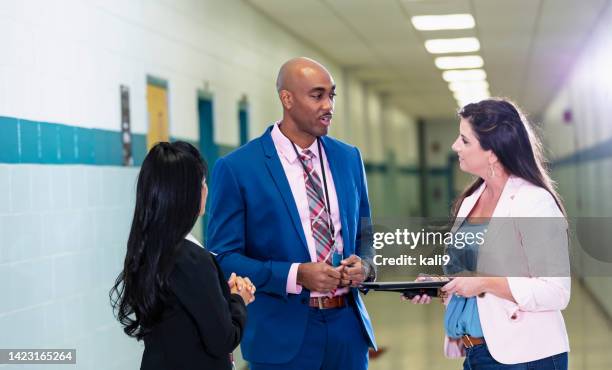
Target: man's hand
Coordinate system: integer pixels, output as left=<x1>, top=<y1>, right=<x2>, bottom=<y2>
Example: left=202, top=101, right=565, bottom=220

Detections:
left=339, top=254, right=366, bottom=287
left=297, top=262, right=342, bottom=293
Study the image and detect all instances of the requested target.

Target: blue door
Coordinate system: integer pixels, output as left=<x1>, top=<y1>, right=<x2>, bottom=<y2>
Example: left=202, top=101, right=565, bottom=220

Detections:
left=198, top=95, right=218, bottom=239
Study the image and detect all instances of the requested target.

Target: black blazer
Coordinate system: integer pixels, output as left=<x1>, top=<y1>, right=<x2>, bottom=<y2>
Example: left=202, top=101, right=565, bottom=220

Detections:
left=141, top=239, right=247, bottom=370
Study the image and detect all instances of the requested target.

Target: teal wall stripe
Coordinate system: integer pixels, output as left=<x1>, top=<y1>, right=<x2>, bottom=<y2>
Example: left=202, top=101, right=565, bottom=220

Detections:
left=19, top=119, right=40, bottom=163
left=3, top=114, right=612, bottom=169
left=132, top=134, right=147, bottom=166
left=364, top=163, right=388, bottom=173
left=551, top=138, right=612, bottom=168
left=60, top=125, right=77, bottom=163
left=0, top=115, right=147, bottom=166
left=39, top=122, right=58, bottom=163
left=76, top=127, right=95, bottom=164
left=0, top=116, right=19, bottom=163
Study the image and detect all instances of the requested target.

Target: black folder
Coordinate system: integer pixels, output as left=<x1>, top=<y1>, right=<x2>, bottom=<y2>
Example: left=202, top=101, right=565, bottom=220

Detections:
left=360, top=280, right=449, bottom=298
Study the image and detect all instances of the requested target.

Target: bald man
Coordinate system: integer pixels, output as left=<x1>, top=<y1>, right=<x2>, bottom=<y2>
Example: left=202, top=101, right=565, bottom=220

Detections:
left=208, top=57, right=376, bottom=370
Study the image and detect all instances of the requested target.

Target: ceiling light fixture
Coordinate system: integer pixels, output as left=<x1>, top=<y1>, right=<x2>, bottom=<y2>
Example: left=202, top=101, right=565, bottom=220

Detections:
left=442, top=69, right=487, bottom=82
left=411, top=14, right=475, bottom=31
left=455, top=88, right=491, bottom=107
left=425, top=37, right=480, bottom=54
left=435, top=55, right=484, bottom=70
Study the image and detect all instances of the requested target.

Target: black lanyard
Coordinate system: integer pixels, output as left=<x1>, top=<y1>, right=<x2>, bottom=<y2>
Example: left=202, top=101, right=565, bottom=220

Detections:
left=291, top=138, right=335, bottom=238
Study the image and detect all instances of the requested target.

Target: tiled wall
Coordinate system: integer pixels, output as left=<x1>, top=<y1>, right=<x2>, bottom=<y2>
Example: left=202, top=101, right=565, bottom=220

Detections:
left=0, top=164, right=142, bottom=370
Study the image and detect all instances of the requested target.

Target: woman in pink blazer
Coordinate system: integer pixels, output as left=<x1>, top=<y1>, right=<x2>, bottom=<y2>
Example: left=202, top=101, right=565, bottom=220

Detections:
left=409, top=99, right=570, bottom=369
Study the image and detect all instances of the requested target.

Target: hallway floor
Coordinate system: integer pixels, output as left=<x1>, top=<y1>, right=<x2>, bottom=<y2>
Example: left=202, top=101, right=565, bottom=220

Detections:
left=234, top=278, right=612, bottom=369
left=364, top=278, right=612, bottom=370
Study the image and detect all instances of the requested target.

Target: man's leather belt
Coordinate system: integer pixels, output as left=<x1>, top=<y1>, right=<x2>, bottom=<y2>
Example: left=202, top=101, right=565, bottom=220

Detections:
left=461, top=335, right=485, bottom=348
left=309, top=295, right=346, bottom=309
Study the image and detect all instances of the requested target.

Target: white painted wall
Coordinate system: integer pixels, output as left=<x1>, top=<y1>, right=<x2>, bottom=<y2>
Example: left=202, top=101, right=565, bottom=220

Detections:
left=541, top=1, right=612, bottom=319
left=0, top=0, right=415, bottom=154
left=384, top=104, right=418, bottom=167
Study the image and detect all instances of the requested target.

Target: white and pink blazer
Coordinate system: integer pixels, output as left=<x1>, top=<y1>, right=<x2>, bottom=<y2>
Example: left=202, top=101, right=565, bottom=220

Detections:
left=444, top=176, right=571, bottom=364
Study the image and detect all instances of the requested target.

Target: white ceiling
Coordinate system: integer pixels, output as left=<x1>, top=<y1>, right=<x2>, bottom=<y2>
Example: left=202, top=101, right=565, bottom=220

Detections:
left=246, top=0, right=610, bottom=120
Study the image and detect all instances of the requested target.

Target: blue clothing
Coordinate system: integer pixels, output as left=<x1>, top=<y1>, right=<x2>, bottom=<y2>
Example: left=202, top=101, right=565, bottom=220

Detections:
left=445, top=295, right=484, bottom=339
left=463, top=344, right=568, bottom=370
left=444, top=221, right=488, bottom=338
left=207, top=126, right=376, bottom=365
left=249, top=305, right=369, bottom=370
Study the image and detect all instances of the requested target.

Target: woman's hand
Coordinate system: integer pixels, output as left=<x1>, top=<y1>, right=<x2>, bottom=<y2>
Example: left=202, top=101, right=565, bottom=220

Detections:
left=228, top=273, right=256, bottom=305
left=441, top=277, right=485, bottom=298
left=401, top=274, right=449, bottom=304
left=402, top=274, right=432, bottom=304
left=403, top=293, right=433, bottom=304
left=227, top=272, right=237, bottom=289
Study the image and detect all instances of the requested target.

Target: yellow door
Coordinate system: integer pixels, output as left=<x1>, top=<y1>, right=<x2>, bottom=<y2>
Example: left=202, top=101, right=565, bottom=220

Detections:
left=146, top=83, right=169, bottom=150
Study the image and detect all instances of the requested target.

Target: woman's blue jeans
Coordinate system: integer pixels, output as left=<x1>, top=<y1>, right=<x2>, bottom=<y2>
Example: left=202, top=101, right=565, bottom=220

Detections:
left=463, top=344, right=568, bottom=370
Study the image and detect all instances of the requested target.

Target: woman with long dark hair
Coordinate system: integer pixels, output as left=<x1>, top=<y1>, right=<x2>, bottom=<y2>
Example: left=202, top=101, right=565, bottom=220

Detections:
left=110, top=141, right=255, bottom=370
left=407, top=99, right=570, bottom=369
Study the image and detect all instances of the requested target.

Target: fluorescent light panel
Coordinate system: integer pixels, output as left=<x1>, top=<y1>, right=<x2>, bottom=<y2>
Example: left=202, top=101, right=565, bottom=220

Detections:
left=448, top=80, right=489, bottom=92
left=425, top=37, right=480, bottom=54
left=411, top=14, right=476, bottom=31
left=411, top=14, right=475, bottom=31
left=435, top=55, right=483, bottom=70
left=443, top=69, right=487, bottom=82
left=455, top=88, right=491, bottom=107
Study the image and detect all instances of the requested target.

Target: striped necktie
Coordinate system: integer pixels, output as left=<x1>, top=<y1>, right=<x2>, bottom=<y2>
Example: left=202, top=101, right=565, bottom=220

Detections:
left=299, top=149, right=334, bottom=265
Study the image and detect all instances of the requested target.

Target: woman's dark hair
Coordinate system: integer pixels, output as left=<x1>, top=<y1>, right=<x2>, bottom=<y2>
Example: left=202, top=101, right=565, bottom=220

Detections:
left=110, top=141, right=207, bottom=340
left=452, top=98, right=565, bottom=217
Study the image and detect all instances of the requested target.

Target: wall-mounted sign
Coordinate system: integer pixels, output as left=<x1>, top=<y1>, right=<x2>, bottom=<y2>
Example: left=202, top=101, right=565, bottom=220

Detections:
left=120, top=85, right=133, bottom=166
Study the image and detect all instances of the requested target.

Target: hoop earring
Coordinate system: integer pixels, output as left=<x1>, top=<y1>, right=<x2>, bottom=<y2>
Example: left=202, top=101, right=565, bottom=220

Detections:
left=488, top=164, right=496, bottom=178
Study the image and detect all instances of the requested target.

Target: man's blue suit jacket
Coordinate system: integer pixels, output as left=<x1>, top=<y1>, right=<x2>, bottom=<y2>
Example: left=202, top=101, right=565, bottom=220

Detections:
left=207, top=126, right=376, bottom=364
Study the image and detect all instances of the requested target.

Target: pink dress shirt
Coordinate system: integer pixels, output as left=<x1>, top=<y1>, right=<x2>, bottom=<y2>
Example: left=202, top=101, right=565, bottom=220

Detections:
left=270, top=123, right=348, bottom=298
